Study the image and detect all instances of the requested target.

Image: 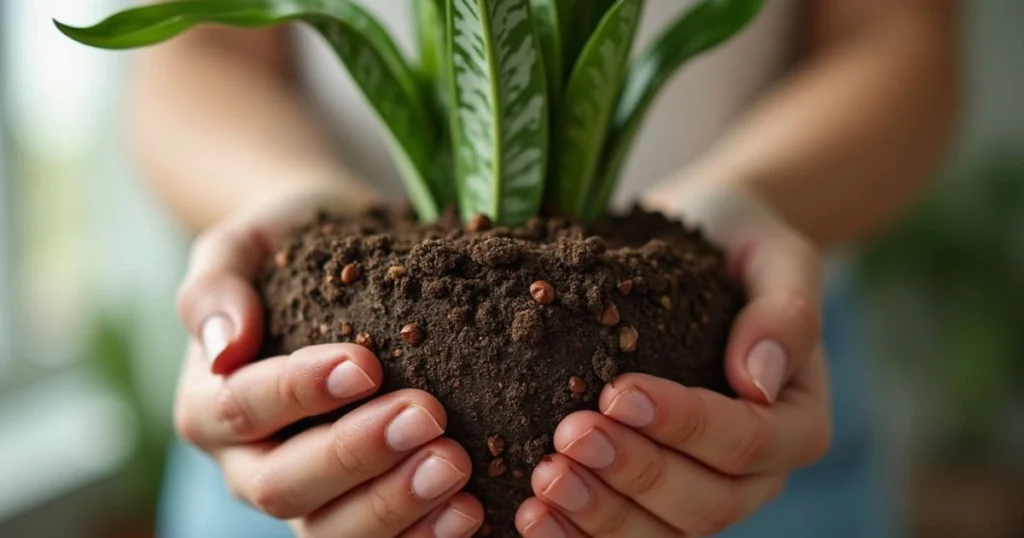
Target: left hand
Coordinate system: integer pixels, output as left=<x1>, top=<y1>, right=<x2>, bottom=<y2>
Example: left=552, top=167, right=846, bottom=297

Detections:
left=515, top=185, right=833, bottom=537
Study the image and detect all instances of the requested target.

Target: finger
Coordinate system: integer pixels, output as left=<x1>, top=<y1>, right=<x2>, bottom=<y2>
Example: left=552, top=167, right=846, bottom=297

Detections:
left=599, top=370, right=831, bottom=476
left=216, top=389, right=447, bottom=519
left=516, top=497, right=588, bottom=538
left=399, top=492, right=483, bottom=538
left=300, top=438, right=472, bottom=538
left=175, top=343, right=382, bottom=447
left=555, top=411, right=787, bottom=534
left=530, top=454, right=677, bottom=537
left=177, top=223, right=272, bottom=374
left=723, top=229, right=823, bottom=403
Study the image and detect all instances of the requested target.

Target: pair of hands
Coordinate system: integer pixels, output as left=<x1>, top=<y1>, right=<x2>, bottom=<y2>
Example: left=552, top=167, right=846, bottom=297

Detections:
left=172, top=185, right=831, bottom=537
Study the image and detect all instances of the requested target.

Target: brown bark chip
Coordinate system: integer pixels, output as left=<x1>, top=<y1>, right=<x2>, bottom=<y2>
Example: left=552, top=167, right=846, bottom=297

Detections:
left=258, top=207, right=743, bottom=537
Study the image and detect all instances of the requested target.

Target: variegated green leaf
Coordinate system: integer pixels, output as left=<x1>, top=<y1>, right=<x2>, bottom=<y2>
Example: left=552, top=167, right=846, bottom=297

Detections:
left=447, top=0, right=549, bottom=226
left=550, top=0, right=643, bottom=218
left=55, top=0, right=444, bottom=221
left=584, top=0, right=764, bottom=221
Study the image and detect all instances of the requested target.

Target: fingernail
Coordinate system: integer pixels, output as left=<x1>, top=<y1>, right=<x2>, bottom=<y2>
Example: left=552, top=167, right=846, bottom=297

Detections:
left=433, top=505, right=479, bottom=537
left=201, top=314, right=234, bottom=364
left=386, top=405, right=444, bottom=451
left=605, top=389, right=655, bottom=427
left=326, top=360, right=376, bottom=399
left=746, top=340, right=788, bottom=403
left=522, top=514, right=567, bottom=538
left=562, top=429, right=615, bottom=469
left=412, top=454, right=465, bottom=500
left=541, top=469, right=590, bottom=512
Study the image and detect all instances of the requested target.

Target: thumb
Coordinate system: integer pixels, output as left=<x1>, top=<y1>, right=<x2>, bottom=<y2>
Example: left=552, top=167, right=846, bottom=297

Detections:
left=722, top=229, right=823, bottom=404
left=176, top=223, right=271, bottom=375
left=663, top=185, right=823, bottom=404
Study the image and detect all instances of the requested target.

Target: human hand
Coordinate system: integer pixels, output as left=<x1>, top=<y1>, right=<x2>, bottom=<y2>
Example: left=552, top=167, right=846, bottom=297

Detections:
left=516, top=185, right=832, bottom=536
left=173, top=188, right=484, bottom=538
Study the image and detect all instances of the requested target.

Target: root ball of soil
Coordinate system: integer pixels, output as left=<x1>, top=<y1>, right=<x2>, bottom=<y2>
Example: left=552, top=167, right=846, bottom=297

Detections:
left=259, top=207, right=743, bottom=537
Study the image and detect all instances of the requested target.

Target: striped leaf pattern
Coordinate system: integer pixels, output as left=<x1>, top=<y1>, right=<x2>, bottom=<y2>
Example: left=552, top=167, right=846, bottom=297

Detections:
left=447, top=0, right=548, bottom=226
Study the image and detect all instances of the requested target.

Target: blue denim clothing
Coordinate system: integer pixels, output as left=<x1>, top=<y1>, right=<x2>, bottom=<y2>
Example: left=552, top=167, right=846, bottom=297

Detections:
left=158, top=280, right=899, bottom=538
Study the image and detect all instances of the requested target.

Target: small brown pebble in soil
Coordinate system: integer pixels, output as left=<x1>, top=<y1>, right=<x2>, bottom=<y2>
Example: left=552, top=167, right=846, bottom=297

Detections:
left=618, top=325, right=639, bottom=353
left=467, top=213, right=492, bottom=232
left=488, top=458, right=507, bottom=477
left=386, top=265, right=408, bottom=280
left=318, top=323, right=329, bottom=336
left=340, top=322, right=353, bottom=336
left=273, top=250, right=289, bottom=268
left=530, top=280, right=555, bottom=305
left=487, top=435, right=505, bottom=456
left=599, top=303, right=620, bottom=327
left=568, top=376, right=587, bottom=393
left=392, top=349, right=403, bottom=358
left=512, top=469, right=525, bottom=479
left=355, top=332, right=375, bottom=350
left=340, top=263, right=362, bottom=284
left=400, top=323, right=424, bottom=346
left=617, top=279, right=633, bottom=295
left=660, top=295, right=672, bottom=309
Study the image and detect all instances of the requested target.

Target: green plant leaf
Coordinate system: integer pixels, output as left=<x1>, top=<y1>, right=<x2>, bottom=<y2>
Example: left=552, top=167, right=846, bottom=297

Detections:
left=550, top=0, right=644, bottom=219
left=447, top=0, right=549, bottom=226
left=55, top=0, right=444, bottom=221
left=561, top=0, right=616, bottom=78
left=530, top=0, right=562, bottom=106
left=584, top=0, right=764, bottom=221
left=414, top=0, right=457, bottom=209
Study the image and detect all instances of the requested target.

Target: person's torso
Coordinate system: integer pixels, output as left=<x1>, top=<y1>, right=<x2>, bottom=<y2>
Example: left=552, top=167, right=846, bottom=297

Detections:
left=294, top=0, right=799, bottom=206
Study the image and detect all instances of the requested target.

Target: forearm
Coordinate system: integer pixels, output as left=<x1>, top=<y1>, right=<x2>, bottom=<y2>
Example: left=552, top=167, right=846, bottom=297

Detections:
left=652, top=2, right=959, bottom=247
left=128, top=28, right=377, bottom=232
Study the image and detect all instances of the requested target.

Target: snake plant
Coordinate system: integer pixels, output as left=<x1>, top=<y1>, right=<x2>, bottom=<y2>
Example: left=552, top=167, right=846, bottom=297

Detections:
left=56, top=0, right=763, bottom=227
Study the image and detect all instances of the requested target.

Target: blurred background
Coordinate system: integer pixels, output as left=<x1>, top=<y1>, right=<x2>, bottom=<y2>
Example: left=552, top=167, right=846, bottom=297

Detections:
left=0, top=1, right=1021, bottom=537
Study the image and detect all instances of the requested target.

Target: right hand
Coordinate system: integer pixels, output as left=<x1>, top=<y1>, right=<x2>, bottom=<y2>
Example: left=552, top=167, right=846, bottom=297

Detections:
left=172, top=188, right=484, bottom=538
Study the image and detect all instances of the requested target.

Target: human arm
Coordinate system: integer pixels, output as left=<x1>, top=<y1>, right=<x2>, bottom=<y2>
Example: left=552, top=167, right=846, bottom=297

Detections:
left=518, top=1, right=959, bottom=535
left=128, top=25, right=378, bottom=231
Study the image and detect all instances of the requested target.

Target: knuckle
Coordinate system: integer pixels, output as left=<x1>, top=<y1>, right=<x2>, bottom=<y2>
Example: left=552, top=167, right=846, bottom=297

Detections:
left=247, top=471, right=298, bottom=519
left=173, top=402, right=201, bottom=446
left=590, top=499, right=631, bottom=536
left=689, top=489, right=742, bottom=536
left=277, top=359, right=313, bottom=415
left=623, top=451, right=668, bottom=498
left=782, top=294, right=822, bottom=336
left=330, top=424, right=374, bottom=478
left=801, top=418, right=833, bottom=465
left=726, top=409, right=772, bottom=474
left=661, top=392, right=707, bottom=449
left=368, top=483, right=404, bottom=533
left=216, top=383, right=257, bottom=439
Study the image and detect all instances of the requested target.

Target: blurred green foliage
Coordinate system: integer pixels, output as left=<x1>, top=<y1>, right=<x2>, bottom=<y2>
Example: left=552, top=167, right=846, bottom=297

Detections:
left=859, top=150, right=1024, bottom=450
left=80, top=309, right=170, bottom=519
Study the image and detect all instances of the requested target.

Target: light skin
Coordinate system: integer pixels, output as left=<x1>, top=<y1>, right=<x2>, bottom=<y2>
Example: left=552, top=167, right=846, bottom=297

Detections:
left=136, top=0, right=958, bottom=536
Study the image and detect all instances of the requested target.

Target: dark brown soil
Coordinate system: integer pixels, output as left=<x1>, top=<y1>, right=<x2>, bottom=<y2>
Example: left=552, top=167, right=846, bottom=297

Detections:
left=258, top=207, right=743, bottom=537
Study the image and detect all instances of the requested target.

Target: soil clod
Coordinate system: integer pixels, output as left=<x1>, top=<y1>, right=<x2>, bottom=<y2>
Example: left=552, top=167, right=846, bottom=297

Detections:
left=355, top=332, right=375, bottom=351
